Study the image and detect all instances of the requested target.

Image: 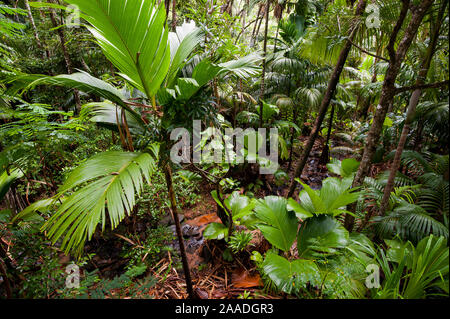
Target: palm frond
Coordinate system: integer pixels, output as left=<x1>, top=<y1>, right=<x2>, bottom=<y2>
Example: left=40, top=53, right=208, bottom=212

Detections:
left=64, top=0, right=170, bottom=98
left=41, top=150, right=158, bottom=255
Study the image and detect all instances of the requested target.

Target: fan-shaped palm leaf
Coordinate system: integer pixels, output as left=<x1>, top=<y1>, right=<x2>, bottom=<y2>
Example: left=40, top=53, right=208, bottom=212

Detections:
left=41, top=150, right=158, bottom=255
left=64, top=0, right=170, bottom=98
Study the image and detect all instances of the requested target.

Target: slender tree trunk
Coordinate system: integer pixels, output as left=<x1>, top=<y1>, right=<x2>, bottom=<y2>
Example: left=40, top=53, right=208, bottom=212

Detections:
left=241, top=0, right=249, bottom=35
left=273, top=4, right=284, bottom=54
left=163, top=164, right=195, bottom=299
left=286, top=0, right=367, bottom=198
left=378, top=0, right=446, bottom=216
left=226, top=0, right=234, bottom=15
left=47, top=0, right=81, bottom=113
left=320, top=104, right=335, bottom=164
left=0, top=258, right=12, bottom=298
left=359, top=35, right=383, bottom=119
left=287, top=105, right=299, bottom=171
left=172, top=0, right=177, bottom=31
left=413, top=122, right=424, bottom=151
left=164, top=0, right=170, bottom=24
left=164, top=0, right=170, bottom=15
left=252, top=4, right=264, bottom=46
left=24, top=0, right=46, bottom=57
left=344, top=0, right=435, bottom=231
left=259, top=0, right=270, bottom=127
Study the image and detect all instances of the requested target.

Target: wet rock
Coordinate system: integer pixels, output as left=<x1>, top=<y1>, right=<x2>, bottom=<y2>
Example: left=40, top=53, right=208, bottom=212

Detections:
left=249, top=229, right=269, bottom=253
left=160, top=214, right=184, bottom=226
left=181, top=224, right=200, bottom=238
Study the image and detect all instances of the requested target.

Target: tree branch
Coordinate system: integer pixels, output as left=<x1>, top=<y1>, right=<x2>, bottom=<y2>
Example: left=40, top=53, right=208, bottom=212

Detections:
left=348, top=39, right=389, bottom=62
left=387, top=0, right=410, bottom=62
left=395, top=80, right=449, bottom=94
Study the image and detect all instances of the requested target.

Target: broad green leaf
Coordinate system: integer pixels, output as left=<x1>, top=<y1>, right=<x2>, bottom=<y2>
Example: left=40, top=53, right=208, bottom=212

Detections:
left=286, top=198, right=314, bottom=220
left=254, top=196, right=297, bottom=252
left=326, top=158, right=360, bottom=177
left=262, top=252, right=321, bottom=294
left=166, top=23, right=203, bottom=87
left=203, top=222, right=228, bottom=240
left=341, top=158, right=360, bottom=176
left=257, top=101, right=279, bottom=122
left=320, top=177, right=361, bottom=213
left=226, top=191, right=255, bottom=220
left=297, top=179, right=326, bottom=213
left=297, top=215, right=349, bottom=258
left=218, top=53, right=262, bottom=79
left=210, top=191, right=255, bottom=221
left=64, top=0, right=171, bottom=97
left=191, top=59, right=222, bottom=88
left=174, top=78, right=200, bottom=100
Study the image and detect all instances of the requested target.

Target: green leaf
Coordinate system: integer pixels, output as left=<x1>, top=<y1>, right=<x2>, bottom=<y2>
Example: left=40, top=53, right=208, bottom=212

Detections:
left=326, top=158, right=360, bottom=177
left=286, top=198, right=314, bottom=220
left=11, top=72, right=147, bottom=129
left=191, top=59, right=222, bottom=88
left=341, top=158, right=360, bottom=176
left=41, top=150, right=157, bottom=255
left=81, top=101, right=146, bottom=134
left=296, top=179, right=326, bottom=213
left=320, top=177, right=360, bottom=213
left=226, top=191, right=255, bottom=221
left=257, top=101, right=279, bottom=122
left=297, top=215, right=349, bottom=258
left=203, top=222, right=228, bottom=240
left=218, top=53, right=262, bottom=79
left=403, top=235, right=449, bottom=298
left=254, top=196, right=297, bottom=252
left=166, top=22, right=203, bottom=87
left=13, top=198, right=56, bottom=223
left=64, top=0, right=171, bottom=97
left=174, top=78, right=200, bottom=100
left=0, top=209, right=12, bottom=223
left=262, top=252, right=321, bottom=294
left=0, top=168, right=23, bottom=202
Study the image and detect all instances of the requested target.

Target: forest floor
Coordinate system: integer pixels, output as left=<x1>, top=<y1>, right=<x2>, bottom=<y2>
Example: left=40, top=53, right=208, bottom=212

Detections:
left=1, top=133, right=387, bottom=299
left=138, top=135, right=359, bottom=299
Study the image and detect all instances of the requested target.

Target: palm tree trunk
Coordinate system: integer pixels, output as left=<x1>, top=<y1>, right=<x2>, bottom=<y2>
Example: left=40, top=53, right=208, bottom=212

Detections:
left=378, top=0, right=446, bottom=216
left=287, top=105, right=299, bottom=171
left=319, top=104, right=335, bottom=164
left=171, top=0, right=177, bottom=31
left=259, top=0, right=270, bottom=127
left=286, top=0, right=367, bottom=198
left=241, top=0, right=249, bottom=34
left=24, top=0, right=47, bottom=58
left=163, top=164, right=195, bottom=299
left=359, top=35, right=383, bottom=119
left=164, top=0, right=170, bottom=23
left=344, top=0, right=435, bottom=231
left=273, top=2, right=284, bottom=53
left=251, top=4, right=264, bottom=46
left=47, top=0, right=81, bottom=113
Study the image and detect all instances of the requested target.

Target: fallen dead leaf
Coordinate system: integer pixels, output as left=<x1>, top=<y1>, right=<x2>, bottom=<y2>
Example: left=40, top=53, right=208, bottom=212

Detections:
left=186, top=213, right=221, bottom=227
left=195, top=288, right=209, bottom=299
left=231, top=269, right=262, bottom=288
